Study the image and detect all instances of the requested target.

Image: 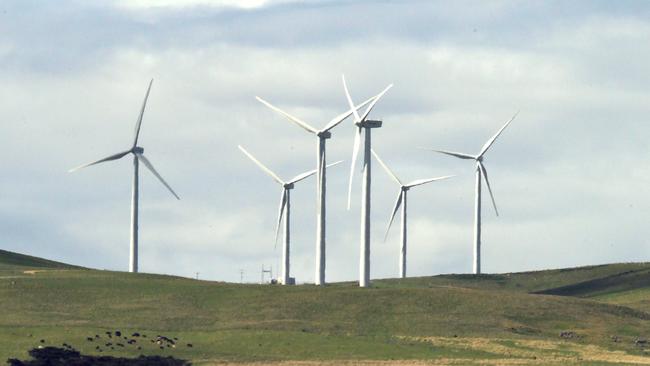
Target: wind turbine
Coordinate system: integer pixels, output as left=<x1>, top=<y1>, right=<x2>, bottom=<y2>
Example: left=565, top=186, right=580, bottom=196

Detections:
left=69, top=79, right=180, bottom=273
left=343, top=75, right=393, bottom=288
left=424, top=112, right=518, bottom=274
left=255, top=91, right=377, bottom=286
left=238, top=145, right=341, bottom=285
left=371, top=149, right=453, bottom=279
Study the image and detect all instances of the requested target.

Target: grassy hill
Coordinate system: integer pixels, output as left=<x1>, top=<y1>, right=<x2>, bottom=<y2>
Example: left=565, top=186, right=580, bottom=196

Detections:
left=1, top=250, right=650, bottom=365
left=0, top=249, right=80, bottom=270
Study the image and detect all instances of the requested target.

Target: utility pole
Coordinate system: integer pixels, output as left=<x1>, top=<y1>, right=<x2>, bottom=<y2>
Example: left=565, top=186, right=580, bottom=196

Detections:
left=261, top=264, right=273, bottom=284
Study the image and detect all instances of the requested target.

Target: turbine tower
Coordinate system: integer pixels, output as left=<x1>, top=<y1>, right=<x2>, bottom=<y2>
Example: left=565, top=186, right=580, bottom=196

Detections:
left=425, top=112, right=518, bottom=274
left=255, top=91, right=377, bottom=286
left=371, top=149, right=453, bottom=279
left=69, top=79, right=180, bottom=273
left=238, top=145, right=341, bottom=285
left=343, top=75, right=393, bottom=288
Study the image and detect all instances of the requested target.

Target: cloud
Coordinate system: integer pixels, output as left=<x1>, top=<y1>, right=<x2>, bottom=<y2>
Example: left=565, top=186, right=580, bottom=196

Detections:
left=113, top=0, right=288, bottom=10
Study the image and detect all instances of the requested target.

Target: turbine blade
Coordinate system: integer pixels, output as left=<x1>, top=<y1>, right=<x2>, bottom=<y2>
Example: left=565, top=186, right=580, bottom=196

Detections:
left=424, top=149, right=476, bottom=160
left=238, top=145, right=284, bottom=185
left=479, top=110, right=519, bottom=157
left=136, top=154, right=180, bottom=200
left=371, top=148, right=402, bottom=185
left=68, top=150, right=131, bottom=172
left=326, top=160, right=344, bottom=169
left=405, top=175, right=454, bottom=188
left=347, top=126, right=362, bottom=210
left=358, top=83, right=393, bottom=122
left=255, top=96, right=319, bottom=134
left=384, top=190, right=404, bottom=242
left=478, top=162, right=498, bottom=216
left=342, top=74, right=361, bottom=122
left=288, top=169, right=316, bottom=185
left=132, top=79, right=154, bottom=148
left=288, top=160, right=343, bottom=184
left=321, top=94, right=376, bottom=132
left=274, top=189, right=288, bottom=247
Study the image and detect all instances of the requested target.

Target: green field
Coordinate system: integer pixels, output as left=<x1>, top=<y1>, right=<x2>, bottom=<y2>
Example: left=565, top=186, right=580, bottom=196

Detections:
left=2, top=249, right=650, bottom=365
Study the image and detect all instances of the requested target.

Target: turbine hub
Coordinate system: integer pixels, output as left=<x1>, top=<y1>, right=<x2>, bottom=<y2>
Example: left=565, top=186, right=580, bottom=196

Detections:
left=317, top=131, right=332, bottom=139
left=284, top=183, right=295, bottom=190
left=477, top=155, right=483, bottom=162
left=403, top=186, right=410, bottom=191
left=133, top=147, right=144, bottom=154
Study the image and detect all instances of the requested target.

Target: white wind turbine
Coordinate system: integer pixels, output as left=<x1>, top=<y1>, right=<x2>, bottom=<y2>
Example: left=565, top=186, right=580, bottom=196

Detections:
left=69, top=79, right=180, bottom=273
left=371, top=149, right=453, bottom=279
left=342, top=75, right=393, bottom=288
left=424, top=112, right=518, bottom=274
left=238, top=145, right=342, bottom=285
left=255, top=91, right=377, bottom=286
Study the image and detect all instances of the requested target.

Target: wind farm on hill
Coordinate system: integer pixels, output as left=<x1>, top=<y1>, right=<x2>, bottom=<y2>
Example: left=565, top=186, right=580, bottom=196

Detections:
left=5, top=1, right=650, bottom=365
left=66, top=74, right=518, bottom=287
left=3, top=74, right=650, bottom=365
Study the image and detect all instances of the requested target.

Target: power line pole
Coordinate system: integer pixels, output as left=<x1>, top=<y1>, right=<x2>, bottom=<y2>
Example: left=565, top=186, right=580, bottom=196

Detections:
left=261, top=264, right=273, bottom=284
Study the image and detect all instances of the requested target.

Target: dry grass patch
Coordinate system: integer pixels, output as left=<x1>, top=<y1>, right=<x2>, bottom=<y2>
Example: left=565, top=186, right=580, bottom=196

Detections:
left=404, top=336, right=650, bottom=365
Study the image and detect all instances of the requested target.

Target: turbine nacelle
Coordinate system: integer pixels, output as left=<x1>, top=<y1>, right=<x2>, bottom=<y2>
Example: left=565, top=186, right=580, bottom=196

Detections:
left=355, top=119, right=382, bottom=128
left=132, top=147, right=144, bottom=154
left=283, top=183, right=295, bottom=190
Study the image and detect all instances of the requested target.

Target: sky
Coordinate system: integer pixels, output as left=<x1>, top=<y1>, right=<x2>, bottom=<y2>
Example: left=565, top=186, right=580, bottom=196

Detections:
left=2, top=0, right=650, bottom=283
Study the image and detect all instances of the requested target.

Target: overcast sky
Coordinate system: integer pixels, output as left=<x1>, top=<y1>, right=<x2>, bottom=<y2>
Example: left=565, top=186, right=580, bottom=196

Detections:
left=2, top=0, right=650, bottom=283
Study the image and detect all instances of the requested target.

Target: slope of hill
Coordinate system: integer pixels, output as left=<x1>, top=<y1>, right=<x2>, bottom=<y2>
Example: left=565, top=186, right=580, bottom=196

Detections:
left=528, top=265, right=650, bottom=314
left=0, top=249, right=79, bottom=270
left=1, top=251, right=649, bottom=365
left=534, top=266, right=650, bottom=297
left=374, top=262, right=650, bottom=293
